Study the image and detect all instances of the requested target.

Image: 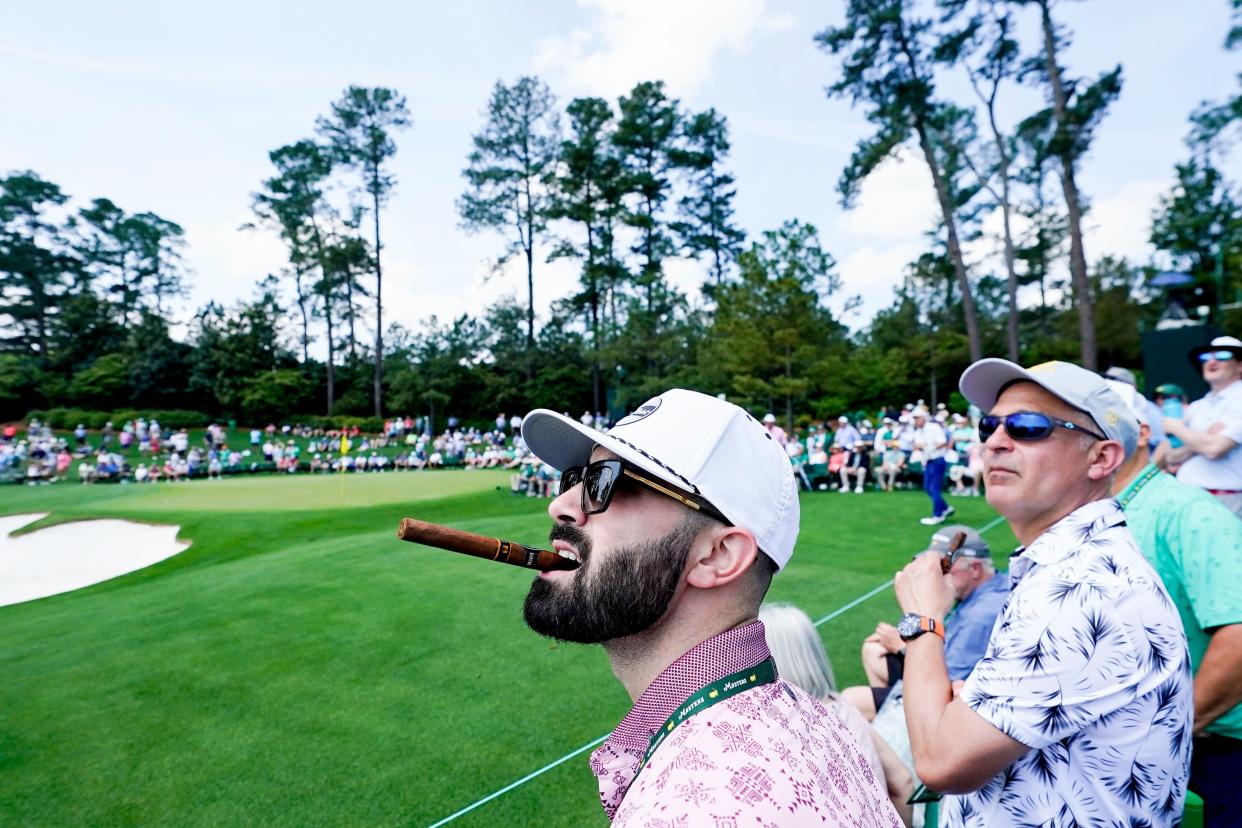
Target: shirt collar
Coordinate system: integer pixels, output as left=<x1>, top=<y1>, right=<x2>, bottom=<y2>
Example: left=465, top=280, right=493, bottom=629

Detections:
left=1207, top=378, right=1242, bottom=402
left=602, top=620, right=772, bottom=753
left=1009, top=498, right=1126, bottom=571
left=958, top=569, right=1006, bottom=607
left=1117, top=462, right=1160, bottom=502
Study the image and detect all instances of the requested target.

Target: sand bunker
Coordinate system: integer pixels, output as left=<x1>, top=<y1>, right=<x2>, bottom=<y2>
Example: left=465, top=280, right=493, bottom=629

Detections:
left=0, top=513, right=190, bottom=607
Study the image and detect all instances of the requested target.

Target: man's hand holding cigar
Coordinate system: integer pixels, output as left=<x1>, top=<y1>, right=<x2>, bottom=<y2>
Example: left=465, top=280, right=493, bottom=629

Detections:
left=893, top=552, right=956, bottom=629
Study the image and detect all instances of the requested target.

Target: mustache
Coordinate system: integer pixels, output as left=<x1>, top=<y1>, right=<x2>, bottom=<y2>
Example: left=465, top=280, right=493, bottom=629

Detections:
left=549, top=523, right=592, bottom=562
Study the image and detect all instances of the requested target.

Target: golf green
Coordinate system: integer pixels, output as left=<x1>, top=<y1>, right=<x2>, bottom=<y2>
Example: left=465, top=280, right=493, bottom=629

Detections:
left=0, top=472, right=1012, bottom=826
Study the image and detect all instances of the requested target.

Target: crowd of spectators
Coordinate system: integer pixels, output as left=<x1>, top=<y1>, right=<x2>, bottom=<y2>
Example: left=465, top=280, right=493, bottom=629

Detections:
left=0, top=401, right=1076, bottom=504
left=0, top=412, right=554, bottom=490
left=773, top=402, right=986, bottom=523
left=4, top=359, right=1231, bottom=520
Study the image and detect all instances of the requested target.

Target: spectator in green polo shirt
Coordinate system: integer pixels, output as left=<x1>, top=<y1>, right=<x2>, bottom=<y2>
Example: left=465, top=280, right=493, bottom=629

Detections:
left=1108, top=379, right=1242, bottom=826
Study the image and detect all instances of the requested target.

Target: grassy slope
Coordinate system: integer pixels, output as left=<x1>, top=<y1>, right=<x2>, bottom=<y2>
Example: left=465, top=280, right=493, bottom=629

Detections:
left=0, top=474, right=1013, bottom=826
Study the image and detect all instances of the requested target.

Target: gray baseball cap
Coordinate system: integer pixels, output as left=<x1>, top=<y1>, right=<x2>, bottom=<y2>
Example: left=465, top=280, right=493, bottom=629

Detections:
left=927, top=525, right=989, bottom=558
left=1103, top=366, right=1137, bottom=387
left=959, top=358, right=1138, bottom=457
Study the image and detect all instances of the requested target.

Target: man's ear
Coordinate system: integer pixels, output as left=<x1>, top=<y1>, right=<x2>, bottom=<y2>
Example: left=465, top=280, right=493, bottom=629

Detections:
left=1087, top=440, right=1126, bottom=481
left=685, top=525, right=759, bottom=590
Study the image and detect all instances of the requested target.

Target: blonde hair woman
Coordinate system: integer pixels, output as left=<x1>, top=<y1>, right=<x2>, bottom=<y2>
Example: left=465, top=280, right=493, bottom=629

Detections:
left=760, top=603, right=914, bottom=827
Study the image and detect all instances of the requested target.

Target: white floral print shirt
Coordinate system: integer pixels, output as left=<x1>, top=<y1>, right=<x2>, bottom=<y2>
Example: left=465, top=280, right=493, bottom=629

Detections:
left=943, top=499, right=1193, bottom=827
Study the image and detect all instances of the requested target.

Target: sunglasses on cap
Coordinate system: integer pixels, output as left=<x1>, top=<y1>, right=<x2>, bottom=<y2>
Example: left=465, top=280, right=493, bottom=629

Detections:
left=1197, top=350, right=1238, bottom=363
left=978, top=411, right=1107, bottom=443
left=559, top=458, right=730, bottom=523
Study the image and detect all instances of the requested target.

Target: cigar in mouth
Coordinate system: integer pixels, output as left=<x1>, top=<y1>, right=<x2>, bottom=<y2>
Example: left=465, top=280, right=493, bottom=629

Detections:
left=939, top=531, right=968, bottom=574
left=396, top=518, right=581, bottom=572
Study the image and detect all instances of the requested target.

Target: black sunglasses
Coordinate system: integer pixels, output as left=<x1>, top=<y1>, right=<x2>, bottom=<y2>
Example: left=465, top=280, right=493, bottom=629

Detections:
left=978, top=411, right=1108, bottom=443
left=559, top=459, right=730, bottom=523
left=1197, top=350, right=1238, bottom=363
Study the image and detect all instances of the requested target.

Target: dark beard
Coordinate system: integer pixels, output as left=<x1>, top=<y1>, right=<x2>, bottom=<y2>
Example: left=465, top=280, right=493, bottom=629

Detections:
left=522, top=520, right=696, bottom=644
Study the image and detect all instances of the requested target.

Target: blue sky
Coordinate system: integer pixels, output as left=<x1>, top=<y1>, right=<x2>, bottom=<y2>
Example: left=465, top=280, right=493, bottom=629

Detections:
left=2, top=1, right=1237, bottom=347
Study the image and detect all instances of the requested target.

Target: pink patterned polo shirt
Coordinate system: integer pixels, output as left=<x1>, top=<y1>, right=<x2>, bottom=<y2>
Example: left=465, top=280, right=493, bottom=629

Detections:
left=590, top=621, right=902, bottom=826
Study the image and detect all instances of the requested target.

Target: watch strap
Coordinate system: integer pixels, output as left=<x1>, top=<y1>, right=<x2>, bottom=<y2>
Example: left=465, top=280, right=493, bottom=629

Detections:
left=901, top=614, right=945, bottom=642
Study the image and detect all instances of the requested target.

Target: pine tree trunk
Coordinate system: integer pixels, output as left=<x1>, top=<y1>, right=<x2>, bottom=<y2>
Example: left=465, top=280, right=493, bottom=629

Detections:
left=588, top=225, right=601, bottom=416
left=916, top=127, right=983, bottom=362
left=525, top=238, right=535, bottom=383
left=34, top=277, right=48, bottom=364
left=309, top=219, right=336, bottom=415
left=295, top=267, right=311, bottom=364
left=892, top=14, right=981, bottom=362
left=372, top=191, right=384, bottom=418
left=345, top=262, right=357, bottom=364
left=324, top=286, right=336, bottom=416
left=984, top=105, right=1021, bottom=362
left=1039, top=0, right=1096, bottom=370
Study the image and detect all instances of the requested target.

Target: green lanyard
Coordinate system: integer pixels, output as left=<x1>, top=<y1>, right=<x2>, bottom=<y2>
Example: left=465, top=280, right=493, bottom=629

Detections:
left=1118, top=465, right=1160, bottom=510
left=637, top=658, right=778, bottom=775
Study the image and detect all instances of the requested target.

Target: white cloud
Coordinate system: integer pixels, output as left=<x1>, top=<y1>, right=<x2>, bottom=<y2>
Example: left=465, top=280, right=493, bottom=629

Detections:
left=1082, top=178, right=1169, bottom=264
left=534, top=0, right=771, bottom=99
left=384, top=250, right=585, bottom=335
left=832, top=152, right=939, bottom=327
left=179, top=216, right=287, bottom=318
left=836, top=152, right=938, bottom=243
left=837, top=243, right=921, bottom=329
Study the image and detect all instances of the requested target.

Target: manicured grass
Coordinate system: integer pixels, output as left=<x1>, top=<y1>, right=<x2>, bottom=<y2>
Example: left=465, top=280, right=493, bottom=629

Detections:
left=0, top=475, right=1013, bottom=826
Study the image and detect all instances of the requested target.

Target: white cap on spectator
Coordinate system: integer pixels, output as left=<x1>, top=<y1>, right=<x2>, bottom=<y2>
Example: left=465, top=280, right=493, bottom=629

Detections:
left=523, top=389, right=800, bottom=570
left=1188, top=335, right=1242, bottom=365
left=763, top=413, right=777, bottom=424
left=1103, top=366, right=1138, bottom=387
left=838, top=415, right=849, bottom=423
left=1105, top=379, right=1149, bottom=426
left=960, top=358, right=1138, bottom=457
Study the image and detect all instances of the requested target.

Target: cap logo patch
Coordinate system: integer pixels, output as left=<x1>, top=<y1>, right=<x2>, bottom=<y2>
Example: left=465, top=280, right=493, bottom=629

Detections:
left=615, top=397, right=662, bottom=427
left=1030, top=362, right=1058, bottom=373
left=1104, top=409, right=1119, bottom=427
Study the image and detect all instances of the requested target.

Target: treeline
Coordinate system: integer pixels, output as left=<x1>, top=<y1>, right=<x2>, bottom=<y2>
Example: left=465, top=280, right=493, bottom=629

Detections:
left=1, top=1, right=1239, bottom=429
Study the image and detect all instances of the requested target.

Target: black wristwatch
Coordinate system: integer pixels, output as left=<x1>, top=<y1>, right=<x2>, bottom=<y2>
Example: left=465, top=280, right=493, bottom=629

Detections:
left=898, top=612, right=945, bottom=642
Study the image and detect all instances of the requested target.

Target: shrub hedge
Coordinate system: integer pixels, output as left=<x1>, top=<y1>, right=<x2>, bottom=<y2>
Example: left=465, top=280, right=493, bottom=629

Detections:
left=24, top=409, right=387, bottom=434
left=26, top=408, right=211, bottom=430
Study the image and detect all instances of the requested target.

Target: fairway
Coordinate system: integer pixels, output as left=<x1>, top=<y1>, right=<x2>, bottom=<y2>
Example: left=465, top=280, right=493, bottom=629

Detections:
left=0, top=473, right=1014, bottom=826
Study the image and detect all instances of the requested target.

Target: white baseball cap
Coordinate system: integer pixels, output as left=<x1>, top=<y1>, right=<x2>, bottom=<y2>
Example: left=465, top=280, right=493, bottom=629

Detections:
left=1103, top=366, right=1138, bottom=387
left=1188, top=335, right=1242, bottom=365
left=522, top=389, right=800, bottom=570
left=960, top=358, right=1138, bottom=456
left=1104, top=379, right=1149, bottom=427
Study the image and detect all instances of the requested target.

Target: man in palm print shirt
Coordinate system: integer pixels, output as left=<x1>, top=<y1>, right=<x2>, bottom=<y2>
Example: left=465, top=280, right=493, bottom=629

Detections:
left=892, top=359, right=1191, bottom=827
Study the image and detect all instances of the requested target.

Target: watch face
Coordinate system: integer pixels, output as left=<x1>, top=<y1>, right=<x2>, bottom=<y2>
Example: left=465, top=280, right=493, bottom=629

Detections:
left=898, top=612, right=921, bottom=639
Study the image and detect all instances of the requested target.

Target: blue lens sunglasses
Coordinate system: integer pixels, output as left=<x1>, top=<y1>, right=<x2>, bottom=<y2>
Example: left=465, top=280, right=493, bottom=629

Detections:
left=978, top=411, right=1108, bottom=443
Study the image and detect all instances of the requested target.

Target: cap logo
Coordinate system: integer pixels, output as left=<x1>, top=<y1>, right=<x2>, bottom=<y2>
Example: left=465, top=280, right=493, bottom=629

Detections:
left=1104, top=409, right=1119, bottom=427
left=1030, top=362, right=1058, bottom=373
left=615, top=397, right=662, bottom=427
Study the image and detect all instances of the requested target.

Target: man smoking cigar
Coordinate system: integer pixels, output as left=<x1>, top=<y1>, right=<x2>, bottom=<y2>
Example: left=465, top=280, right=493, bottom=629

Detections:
left=520, top=389, right=900, bottom=826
